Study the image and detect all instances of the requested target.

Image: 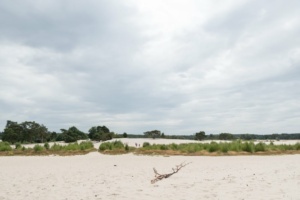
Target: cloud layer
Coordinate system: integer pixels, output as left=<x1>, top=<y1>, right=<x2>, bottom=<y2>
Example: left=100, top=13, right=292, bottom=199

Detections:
left=1, top=0, right=299, bottom=134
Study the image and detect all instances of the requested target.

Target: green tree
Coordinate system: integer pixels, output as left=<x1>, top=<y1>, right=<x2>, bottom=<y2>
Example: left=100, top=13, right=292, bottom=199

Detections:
left=61, top=126, right=88, bottom=143
left=123, top=132, right=128, bottom=138
left=195, top=131, right=206, bottom=141
left=21, top=121, right=49, bottom=143
left=219, top=133, right=234, bottom=140
left=88, top=125, right=113, bottom=141
left=2, top=120, right=49, bottom=143
left=144, top=130, right=161, bottom=139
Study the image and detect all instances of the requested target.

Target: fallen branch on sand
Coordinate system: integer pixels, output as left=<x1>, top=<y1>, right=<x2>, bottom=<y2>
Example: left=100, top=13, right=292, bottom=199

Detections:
left=151, top=162, right=191, bottom=184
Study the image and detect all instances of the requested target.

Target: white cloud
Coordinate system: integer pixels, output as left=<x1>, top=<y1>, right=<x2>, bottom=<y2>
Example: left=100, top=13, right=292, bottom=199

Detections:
left=0, top=0, right=299, bottom=134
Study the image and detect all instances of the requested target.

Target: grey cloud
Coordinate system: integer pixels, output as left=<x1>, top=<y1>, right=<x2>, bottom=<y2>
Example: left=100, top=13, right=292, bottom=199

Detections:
left=0, top=0, right=140, bottom=51
left=0, top=0, right=299, bottom=134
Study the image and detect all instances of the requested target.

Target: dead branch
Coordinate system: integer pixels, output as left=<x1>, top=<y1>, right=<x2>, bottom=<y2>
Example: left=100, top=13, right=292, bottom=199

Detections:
left=151, top=162, right=191, bottom=184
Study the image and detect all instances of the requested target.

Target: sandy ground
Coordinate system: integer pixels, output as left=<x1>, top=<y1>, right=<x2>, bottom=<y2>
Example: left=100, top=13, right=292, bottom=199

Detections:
left=1, top=139, right=300, bottom=200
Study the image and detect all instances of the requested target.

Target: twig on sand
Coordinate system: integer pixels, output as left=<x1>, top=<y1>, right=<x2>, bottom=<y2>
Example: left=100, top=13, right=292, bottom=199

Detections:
left=151, top=162, right=191, bottom=184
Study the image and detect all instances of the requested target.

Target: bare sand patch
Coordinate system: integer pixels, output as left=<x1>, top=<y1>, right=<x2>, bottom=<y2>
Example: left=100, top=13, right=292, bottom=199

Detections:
left=0, top=152, right=299, bottom=200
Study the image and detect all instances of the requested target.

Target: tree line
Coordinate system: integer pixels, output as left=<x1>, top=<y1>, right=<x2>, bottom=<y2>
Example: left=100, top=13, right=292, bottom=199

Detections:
left=0, top=120, right=116, bottom=144
left=0, top=120, right=299, bottom=144
left=189, top=131, right=300, bottom=141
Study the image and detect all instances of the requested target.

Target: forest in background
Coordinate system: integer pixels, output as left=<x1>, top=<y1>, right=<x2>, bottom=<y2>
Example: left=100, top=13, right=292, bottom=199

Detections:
left=0, top=120, right=299, bottom=144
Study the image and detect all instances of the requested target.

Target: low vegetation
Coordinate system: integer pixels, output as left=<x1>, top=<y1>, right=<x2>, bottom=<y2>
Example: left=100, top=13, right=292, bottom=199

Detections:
left=1, top=140, right=300, bottom=156
left=99, top=140, right=132, bottom=154
left=0, top=141, right=95, bottom=156
left=99, top=140, right=300, bottom=156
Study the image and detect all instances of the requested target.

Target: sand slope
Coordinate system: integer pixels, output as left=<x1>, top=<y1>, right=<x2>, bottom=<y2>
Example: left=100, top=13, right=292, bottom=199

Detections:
left=0, top=151, right=299, bottom=200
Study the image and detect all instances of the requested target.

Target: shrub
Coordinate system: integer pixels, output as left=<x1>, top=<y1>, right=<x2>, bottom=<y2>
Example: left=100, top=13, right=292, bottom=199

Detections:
left=221, top=143, right=229, bottom=153
left=160, top=144, right=168, bottom=150
left=79, top=141, right=94, bottom=150
left=229, top=140, right=242, bottom=152
left=64, top=142, right=80, bottom=151
left=296, top=143, right=300, bottom=150
left=51, top=143, right=63, bottom=151
left=33, top=144, right=44, bottom=152
left=255, top=142, right=266, bottom=152
left=112, top=140, right=124, bottom=149
left=208, top=142, right=220, bottom=152
left=0, top=142, right=12, bottom=151
left=278, top=144, right=294, bottom=151
left=15, top=142, right=22, bottom=150
left=170, top=143, right=178, bottom=150
left=99, top=142, right=112, bottom=151
left=187, top=145, right=197, bottom=153
left=44, top=142, right=50, bottom=150
left=143, top=142, right=150, bottom=148
left=125, top=144, right=129, bottom=151
left=242, top=142, right=255, bottom=153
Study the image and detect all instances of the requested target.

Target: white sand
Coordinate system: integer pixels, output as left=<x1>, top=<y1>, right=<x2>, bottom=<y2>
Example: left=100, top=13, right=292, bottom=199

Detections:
left=1, top=139, right=300, bottom=200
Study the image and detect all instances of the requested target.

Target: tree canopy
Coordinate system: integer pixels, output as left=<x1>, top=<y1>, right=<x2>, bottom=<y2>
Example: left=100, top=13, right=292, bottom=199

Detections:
left=60, top=126, right=88, bottom=143
left=219, top=133, right=234, bottom=140
left=195, top=131, right=206, bottom=141
left=144, top=130, right=161, bottom=139
left=88, top=125, right=114, bottom=141
left=2, top=121, right=49, bottom=143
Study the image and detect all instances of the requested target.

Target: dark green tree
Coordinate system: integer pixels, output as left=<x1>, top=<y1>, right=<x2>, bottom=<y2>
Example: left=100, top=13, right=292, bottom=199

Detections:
left=144, top=130, right=161, bottom=139
left=88, top=125, right=113, bottom=141
left=219, top=133, right=234, bottom=140
left=61, top=126, right=88, bottom=143
left=2, top=120, right=49, bottom=143
left=195, top=131, right=206, bottom=141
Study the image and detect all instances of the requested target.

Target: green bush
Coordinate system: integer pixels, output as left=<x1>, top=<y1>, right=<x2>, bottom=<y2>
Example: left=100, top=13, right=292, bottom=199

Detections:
left=296, top=143, right=300, bottom=150
left=221, top=143, right=229, bottom=153
left=242, top=142, right=255, bottom=153
left=33, top=144, right=45, bottom=152
left=79, top=141, right=94, bottom=150
left=125, top=144, right=129, bottom=151
left=143, top=142, right=150, bottom=148
left=208, top=142, right=220, bottom=152
left=99, top=141, right=130, bottom=152
left=170, top=143, right=178, bottom=150
left=187, top=145, right=197, bottom=153
left=49, top=141, right=94, bottom=151
left=160, top=144, right=168, bottom=150
left=51, top=143, right=63, bottom=151
left=44, top=142, right=50, bottom=150
left=112, top=140, right=124, bottom=149
left=254, top=142, right=266, bottom=152
left=0, top=142, right=12, bottom=151
left=64, top=142, right=80, bottom=151
left=99, top=142, right=112, bottom=151
left=15, top=142, right=22, bottom=150
left=278, top=144, right=294, bottom=151
left=229, top=140, right=242, bottom=152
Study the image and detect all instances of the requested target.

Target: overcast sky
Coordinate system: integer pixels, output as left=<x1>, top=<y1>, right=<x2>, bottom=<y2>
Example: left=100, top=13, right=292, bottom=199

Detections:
left=0, top=0, right=299, bottom=135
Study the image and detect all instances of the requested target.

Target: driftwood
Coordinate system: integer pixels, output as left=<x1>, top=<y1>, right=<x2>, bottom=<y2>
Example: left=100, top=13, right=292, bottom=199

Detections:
left=151, top=162, right=191, bottom=184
